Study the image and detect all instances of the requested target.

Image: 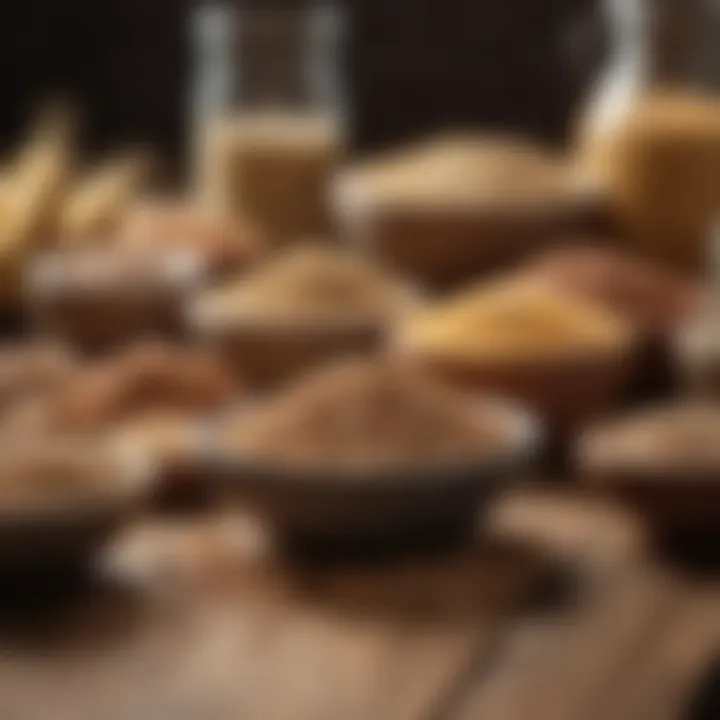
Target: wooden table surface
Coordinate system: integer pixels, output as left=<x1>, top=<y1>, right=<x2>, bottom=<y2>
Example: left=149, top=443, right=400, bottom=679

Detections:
left=0, top=488, right=717, bottom=720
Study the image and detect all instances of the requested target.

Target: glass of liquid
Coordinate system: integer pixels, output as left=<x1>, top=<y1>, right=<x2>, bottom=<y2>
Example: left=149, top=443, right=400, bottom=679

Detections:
left=189, top=0, right=346, bottom=246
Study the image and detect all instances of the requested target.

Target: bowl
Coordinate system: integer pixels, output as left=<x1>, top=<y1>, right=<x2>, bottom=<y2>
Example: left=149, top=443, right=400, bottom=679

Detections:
left=0, top=438, right=155, bottom=570
left=205, top=398, right=541, bottom=549
left=332, top=143, right=607, bottom=288
left=391, top=269, right=641, bottom=440
left=339, top=201, right=606, bottom=290
left=26, top=248, right=207, bottom=353
left=577, top=407, right=720, bottom=537
left=524, top=245, right=705, bottom=400
left=187, top=245, right=421, bottom=389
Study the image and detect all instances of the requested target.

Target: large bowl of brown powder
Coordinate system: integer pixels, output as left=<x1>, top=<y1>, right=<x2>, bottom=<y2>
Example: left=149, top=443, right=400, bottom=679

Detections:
left=207, top=359, right=541, bottom=549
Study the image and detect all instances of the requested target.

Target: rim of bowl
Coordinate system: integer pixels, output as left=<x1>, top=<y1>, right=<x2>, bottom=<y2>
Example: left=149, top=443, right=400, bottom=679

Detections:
left=186, top=282, right=425, bottom=339
left=25, top=248, right=209, bottom=302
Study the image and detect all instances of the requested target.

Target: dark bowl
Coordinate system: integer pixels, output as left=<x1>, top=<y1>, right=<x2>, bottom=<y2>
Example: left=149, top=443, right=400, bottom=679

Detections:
left=334, top=182, right=608, bottom=289
left=577, top=411, right=720, bottom=538
left=205, top=399, right=542, bottom=549
left=0, top=448, right=155, bottom=571
left=579, top=465, right=720, bottom=539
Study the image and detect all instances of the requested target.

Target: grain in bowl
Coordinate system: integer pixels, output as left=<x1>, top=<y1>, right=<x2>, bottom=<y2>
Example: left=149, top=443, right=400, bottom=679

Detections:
left=190, top=244, right=420, bottom=388
left=206, top=359, right=540, bottom=545
left=395, top=277, right=637, bottom=431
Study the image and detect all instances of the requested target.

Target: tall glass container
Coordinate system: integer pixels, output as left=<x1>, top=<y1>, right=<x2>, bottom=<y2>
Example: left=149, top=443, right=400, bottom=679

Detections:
left=577, top=0, right=720, bottom=273
left=190, top=0, right=346, bottom=246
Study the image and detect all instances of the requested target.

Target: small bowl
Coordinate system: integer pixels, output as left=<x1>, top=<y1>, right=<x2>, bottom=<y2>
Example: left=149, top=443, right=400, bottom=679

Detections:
left=523, top=245, right=705, bottom=400
left=333, top=174, right=607, bottom=289
left=205, top=398, right=541, bottom=549
left=578, top=414, right=720, bottom=537
left=187, top=243, right=423, bottom=388
left=0, top=439, right=156, bottom=570
left=26, top=249, right=207, bottom=353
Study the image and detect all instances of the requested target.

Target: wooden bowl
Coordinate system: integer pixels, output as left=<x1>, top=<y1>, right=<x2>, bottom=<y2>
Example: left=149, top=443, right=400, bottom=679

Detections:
left=205, top=398, right=541, bottom=549
left=334, top=178, right=607, bottom=289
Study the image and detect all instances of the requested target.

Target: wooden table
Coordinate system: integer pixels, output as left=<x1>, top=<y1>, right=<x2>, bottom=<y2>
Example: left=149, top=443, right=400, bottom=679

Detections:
left=0, top=488, right=717, bottom=720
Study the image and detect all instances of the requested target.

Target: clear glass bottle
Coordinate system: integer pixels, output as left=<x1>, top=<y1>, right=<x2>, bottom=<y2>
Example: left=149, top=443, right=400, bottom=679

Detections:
left=577, top=0, right=720, bottom=167
left=189, top=0, right=346, bottom=246
left=577, top=0, right=720, bottom=273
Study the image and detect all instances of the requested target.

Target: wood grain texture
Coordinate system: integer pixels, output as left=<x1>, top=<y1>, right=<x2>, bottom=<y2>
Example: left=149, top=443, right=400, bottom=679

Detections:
left=0, top=490, right=713, bottom=720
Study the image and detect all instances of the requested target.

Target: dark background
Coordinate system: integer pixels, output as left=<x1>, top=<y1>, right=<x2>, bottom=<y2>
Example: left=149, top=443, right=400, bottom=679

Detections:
left=0, top=0, right=192, bottom=167
left=0, top=0, right=606, bottom=174
left=349, top=0, right=605, bottom=153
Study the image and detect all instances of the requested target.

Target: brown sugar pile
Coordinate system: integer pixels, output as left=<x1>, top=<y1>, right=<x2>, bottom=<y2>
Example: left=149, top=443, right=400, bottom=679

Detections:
left=219, top=359, right=527, bottom=472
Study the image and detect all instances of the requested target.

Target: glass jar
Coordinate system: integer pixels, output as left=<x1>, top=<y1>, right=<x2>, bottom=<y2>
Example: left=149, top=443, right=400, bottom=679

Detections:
left=576, top=0, right=720, bottom=273
left=578, top=0, right=720, bottom=158
left=189, top=0, right=346, bottom=247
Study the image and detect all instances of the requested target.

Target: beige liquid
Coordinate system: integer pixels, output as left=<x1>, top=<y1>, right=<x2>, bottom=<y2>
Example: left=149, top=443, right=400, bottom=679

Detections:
left=600, top=93, right=720, bottom=273
left=197, top=112, right=343, bottom=245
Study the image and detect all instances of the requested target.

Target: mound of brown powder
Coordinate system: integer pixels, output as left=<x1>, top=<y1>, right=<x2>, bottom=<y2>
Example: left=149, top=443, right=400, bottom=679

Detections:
left=219, top=359, right=530, bottom=472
